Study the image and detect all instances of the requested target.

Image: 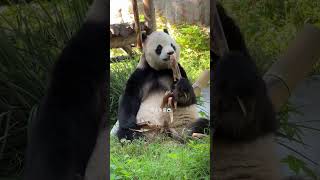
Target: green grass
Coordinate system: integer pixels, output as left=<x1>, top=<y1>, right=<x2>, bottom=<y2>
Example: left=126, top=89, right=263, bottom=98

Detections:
left=110, top=136, right=210, bottom=180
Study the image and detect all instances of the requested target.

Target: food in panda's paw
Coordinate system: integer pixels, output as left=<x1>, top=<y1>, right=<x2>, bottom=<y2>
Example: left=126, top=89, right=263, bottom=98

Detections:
left=160, top=91, right=173, bottom=109
left=160, top=91, right=177, bottom=110
left=169, top=54, right=181, bottom=81
left=160, top=91, right=175, bottom=123
left=132, top=121, right=162, bottom=133
left=168, top=97, right=174, bottom=123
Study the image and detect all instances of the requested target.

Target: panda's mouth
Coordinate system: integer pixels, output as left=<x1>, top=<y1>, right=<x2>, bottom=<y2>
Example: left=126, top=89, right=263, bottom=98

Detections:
left=162, top=57, right=170, bottom=61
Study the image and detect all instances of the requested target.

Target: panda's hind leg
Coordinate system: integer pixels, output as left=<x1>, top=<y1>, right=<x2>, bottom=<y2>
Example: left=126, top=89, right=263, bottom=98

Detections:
left=187, top=118, right=210, bottom=135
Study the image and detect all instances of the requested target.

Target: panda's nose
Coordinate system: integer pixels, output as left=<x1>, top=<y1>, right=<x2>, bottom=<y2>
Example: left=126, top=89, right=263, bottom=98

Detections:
left=167, top=51, right=174, bottom=55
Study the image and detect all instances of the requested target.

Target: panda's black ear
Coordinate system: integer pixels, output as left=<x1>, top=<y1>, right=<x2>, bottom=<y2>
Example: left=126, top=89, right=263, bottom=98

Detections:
left=163, top=29, right=169, bottom=35
left=142, top=32, right=147, bottom=42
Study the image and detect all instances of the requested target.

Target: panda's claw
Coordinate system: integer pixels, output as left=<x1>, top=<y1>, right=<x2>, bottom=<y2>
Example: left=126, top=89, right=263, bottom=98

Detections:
left=174, top=101, right=178, bottom=109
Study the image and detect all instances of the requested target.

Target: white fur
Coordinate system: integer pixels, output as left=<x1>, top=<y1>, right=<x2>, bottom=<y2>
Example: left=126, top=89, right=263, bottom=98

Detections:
left=143, top=31, right=181, bottom=70
left=136, top=90, right=198, bottom=139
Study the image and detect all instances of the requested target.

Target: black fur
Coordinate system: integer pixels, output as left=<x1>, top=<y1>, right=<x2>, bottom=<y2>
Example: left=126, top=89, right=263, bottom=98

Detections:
left=212, top=3, right=278, bottom=141
left=142, top=32, right=148, bottom=42
left=213, top=3, right=250, bottom=59
left=170, top=78, right=209, bottom=135
left=171, top=77, right=197, bottom=107
left=163, top=29, right=169, bottom=34
left=117, top=57, right=191, bottom=140
left=187, top=118, right=210, bottom=135
left=213, top=52, right=278, bottom=141
left=23, top=7, right=108, bottom=180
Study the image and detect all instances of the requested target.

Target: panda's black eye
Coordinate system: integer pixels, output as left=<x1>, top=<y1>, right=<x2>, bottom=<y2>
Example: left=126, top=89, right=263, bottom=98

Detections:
left=171, top=43, right=176, bottom=51
left=155, top=45, right=163, bottom=55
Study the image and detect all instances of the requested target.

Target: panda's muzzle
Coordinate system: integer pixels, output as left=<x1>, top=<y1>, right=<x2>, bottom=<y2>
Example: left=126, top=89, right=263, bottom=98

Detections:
left=167, top=51, right=174, bottom=55
left=163, top=51, right=174, bottom=61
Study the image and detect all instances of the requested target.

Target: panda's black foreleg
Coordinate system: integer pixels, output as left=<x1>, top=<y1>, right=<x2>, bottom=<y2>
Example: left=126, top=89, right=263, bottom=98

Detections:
left=117, top=95, right=144, bottom=140
left=117, top=69, right=150, bottom=140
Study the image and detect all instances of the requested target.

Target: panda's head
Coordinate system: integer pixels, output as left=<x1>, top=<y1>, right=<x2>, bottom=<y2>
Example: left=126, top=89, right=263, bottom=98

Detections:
left=142, top=29, right=180, bottom=70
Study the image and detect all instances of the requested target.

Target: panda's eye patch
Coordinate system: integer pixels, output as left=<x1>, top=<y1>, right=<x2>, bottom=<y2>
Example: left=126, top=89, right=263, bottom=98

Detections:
left=171, top=43, right=176, bottom=51
left=155, top=45, right=163, bottom=55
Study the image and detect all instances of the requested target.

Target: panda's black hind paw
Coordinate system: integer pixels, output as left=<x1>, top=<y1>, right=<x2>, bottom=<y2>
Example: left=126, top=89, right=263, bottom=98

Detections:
left=117, top=128, right=144, bottom=141
left=187, top=118, right=210, bottom=135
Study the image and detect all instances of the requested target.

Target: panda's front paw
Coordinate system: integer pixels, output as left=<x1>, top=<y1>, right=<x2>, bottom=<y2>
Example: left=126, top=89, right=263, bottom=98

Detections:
left=117, top=128, right=144, bottom=141
left=172, top=78, right=196, bottom=106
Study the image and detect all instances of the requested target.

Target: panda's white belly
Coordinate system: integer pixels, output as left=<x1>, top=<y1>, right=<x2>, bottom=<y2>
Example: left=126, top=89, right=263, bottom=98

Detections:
left=136, top=91, right=168, bottom=125
left=136, top=91, right=198, bottom=129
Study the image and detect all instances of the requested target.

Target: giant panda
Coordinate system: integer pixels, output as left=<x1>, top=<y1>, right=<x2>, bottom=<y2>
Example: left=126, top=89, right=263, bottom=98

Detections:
left=23, top=0, right=108, bottom=180
left=117, top=30, right=208, bottom=141
left=212, top=3, right=283, bottom=180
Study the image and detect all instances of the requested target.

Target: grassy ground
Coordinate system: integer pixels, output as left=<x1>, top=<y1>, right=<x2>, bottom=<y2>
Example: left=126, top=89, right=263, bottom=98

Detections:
left=111, top=136, right=210, bottom=180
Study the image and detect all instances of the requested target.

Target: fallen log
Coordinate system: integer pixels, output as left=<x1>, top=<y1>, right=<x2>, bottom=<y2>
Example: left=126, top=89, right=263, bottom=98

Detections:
left=110, top=22, right=149, bottom=48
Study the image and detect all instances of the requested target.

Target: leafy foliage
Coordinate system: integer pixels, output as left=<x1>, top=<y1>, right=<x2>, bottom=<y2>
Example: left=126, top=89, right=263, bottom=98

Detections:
left=282, top=155, right=317, bottom=179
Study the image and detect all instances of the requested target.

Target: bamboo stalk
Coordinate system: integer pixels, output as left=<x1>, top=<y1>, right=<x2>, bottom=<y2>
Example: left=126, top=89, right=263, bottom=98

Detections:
left=264, top=24, right=320, bottom=111
left=211, top=0, right=229, bottom=57
left=143, top=0, right=156, bottom=33
left=132, top=0, right=142, bottom=50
